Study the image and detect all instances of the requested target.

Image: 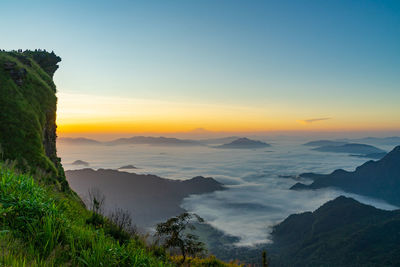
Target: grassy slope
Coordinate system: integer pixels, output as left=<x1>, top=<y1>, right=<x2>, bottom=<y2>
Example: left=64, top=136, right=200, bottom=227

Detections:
left=0, top=164, right=174, bottom=266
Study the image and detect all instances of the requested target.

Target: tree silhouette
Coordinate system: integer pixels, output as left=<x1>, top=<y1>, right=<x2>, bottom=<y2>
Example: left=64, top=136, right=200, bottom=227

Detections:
left=262, top=250, right=269, bottom=267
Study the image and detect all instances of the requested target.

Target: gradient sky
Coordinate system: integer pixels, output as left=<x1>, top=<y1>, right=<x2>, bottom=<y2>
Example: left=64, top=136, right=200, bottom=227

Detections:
left=2, top=0, right=400, bottom=135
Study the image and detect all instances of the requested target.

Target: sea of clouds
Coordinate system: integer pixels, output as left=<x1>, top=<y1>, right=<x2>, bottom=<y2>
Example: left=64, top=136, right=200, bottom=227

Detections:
left=58, top=137, right=398, bottom=246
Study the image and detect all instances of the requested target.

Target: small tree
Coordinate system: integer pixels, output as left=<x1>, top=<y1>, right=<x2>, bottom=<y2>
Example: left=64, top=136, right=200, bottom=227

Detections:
left=156, top=212, right=206, bottom=262
left=107, top=208, right=137, bottom=243
left=109, top=208, right=137, bottom=235
left=86, top=187, right=106, bottom=227
left=262, top=250, right=269, bottom=267
left=87, top=187, right=105, bottom=215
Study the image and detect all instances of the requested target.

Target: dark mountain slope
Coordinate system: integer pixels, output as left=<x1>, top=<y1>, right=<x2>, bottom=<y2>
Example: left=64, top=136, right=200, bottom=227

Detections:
left=215, top=138, right=271, bottom=149
left=291, top=146, right=400, bottom=206
left=66, top=168, right=224, bottom=225
left=312, top=143, right=385, bottom=154
left=303, top=140, right=348, bottom=146
left=270, top=196, right=400, bottom=267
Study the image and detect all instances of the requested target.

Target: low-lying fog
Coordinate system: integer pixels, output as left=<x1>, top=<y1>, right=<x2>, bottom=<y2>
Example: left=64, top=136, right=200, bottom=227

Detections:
left=58, top=137, right=398, bottom=246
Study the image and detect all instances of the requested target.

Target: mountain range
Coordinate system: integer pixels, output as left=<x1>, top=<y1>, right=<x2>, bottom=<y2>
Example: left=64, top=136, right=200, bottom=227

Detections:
left=66, top=168, right=224, bottom=226
left=312, top=143, right=385, bottom=154
left=106, top=136, right=203, bottom=146
left=304, top=137, right=400, bottom=147
left=303, top=140, right=348, bottom=147
left=292, top=146, right=400, bottom=206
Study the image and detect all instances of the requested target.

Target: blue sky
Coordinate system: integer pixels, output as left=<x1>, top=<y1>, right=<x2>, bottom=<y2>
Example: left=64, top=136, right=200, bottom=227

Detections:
left=1, top=0, right=400, bottom=134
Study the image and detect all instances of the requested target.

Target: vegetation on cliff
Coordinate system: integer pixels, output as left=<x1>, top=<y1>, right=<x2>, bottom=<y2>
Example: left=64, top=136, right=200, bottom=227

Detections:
left=0, top=50, right=67, bottom=191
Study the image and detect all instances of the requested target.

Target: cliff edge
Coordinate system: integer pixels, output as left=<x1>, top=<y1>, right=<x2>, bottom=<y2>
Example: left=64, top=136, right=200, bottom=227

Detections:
left=0, top=50, right=68, bottom=190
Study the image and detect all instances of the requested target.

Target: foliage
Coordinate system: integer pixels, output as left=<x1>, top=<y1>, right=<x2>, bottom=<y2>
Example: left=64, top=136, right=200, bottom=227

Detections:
left=85, top=190, right=135, bottom=244
left=156, top=213, right=206, bottom=262
left=262, top=250, right=268, bottom=267
left=0, top=50, right=68, bottom=191
left=170, top=255, right=243, bottom=267
left=107, top=208, right=138, bottom=243
left=87, top=187, right=106, bottom=215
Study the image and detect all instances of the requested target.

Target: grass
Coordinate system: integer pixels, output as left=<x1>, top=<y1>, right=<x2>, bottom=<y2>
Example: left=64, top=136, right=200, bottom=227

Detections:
left=170, top=255, right=243, bottom=267
left=0, top=164, right=174, bottom=266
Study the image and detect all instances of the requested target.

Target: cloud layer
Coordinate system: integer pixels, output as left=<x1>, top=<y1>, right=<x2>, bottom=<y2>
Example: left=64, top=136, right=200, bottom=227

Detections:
left=58, top=137, right=396, bottom=246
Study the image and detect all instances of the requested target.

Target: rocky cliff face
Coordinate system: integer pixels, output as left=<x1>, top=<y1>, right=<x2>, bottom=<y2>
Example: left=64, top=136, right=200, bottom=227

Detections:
left=0, top=50, right=68, bottom=191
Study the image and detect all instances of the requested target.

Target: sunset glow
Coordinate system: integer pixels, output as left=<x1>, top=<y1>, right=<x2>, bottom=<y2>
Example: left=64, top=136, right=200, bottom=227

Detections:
left=57, top=93, right=400, bottom=135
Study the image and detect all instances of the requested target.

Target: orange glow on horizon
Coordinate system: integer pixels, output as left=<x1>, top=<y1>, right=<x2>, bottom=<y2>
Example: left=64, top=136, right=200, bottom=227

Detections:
left=56, top=93, right=400, bottom=135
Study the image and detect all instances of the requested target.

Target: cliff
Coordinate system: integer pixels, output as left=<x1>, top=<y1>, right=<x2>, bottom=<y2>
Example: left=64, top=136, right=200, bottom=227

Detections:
left=0, top=50, right=68, bottom=190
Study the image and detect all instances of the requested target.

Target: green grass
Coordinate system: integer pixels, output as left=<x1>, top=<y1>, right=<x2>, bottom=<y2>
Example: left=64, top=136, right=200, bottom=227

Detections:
left=0, top=164, right=174, bottom=266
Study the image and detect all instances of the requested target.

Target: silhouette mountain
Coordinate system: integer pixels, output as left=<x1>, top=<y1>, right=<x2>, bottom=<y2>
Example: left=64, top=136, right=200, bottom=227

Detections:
left=312, top=143, right=385, bottom=154
left=107, top=136, right=202, bottom=146
left=347, top=136, right=400, bottom=146
left=58, top=137, right=101, bottom=145
left=215, top=138, right=271, bottom=149
left=118, top=164, right=138, bottom=169
left=291, top=146, right=400, bottom=206
left=66, top=169, right=224, bottom=226
left=199, top=136, right=240, bottom=145
left=71, top=160, right=89, bottom=166
left=303, top=140, right=348, bottom=147
left=270, top=196, right=400, bottom=266
left=350, top=152, right=387, bottom=160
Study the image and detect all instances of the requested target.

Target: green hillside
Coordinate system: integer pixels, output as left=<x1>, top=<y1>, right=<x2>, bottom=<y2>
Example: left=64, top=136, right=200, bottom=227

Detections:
left=0, top=163, right=175, bottom=266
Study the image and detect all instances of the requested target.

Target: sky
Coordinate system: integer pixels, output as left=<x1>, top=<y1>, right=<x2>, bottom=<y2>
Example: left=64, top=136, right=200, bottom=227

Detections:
left=1, top=0, right=400, bottom=137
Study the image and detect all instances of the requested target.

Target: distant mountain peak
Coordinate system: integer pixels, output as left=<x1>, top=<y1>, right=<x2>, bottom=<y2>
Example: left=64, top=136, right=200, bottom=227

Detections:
left=215, top=138, right=271, bottom=149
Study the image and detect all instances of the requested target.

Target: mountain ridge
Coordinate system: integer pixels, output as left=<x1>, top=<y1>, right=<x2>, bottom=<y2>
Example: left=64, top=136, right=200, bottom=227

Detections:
left=269, top=196, right=400, bottom=266
left=66, top=168, right=224, bottom=225
left=215, top=137, right=271, bottom=149
left=292, top=145, right=400, bottom=206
